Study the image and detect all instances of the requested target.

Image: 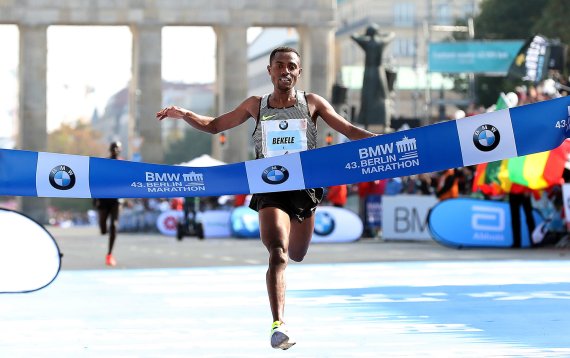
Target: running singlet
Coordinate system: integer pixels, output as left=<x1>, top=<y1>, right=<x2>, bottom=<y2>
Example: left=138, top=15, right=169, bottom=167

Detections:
left=252, top=90, right=317, bottom=159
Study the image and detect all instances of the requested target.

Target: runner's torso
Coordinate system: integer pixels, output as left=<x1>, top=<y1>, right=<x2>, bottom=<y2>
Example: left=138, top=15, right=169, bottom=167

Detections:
left=252, top=90, right=317, bottom=159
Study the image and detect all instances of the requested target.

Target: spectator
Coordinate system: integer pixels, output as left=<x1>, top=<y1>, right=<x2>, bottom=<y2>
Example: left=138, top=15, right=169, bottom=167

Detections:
left=326, top=184, right=348, bottom=207
left=436, top=169, right=459, bottom=200
left=509, top=184, right=537, bottom=248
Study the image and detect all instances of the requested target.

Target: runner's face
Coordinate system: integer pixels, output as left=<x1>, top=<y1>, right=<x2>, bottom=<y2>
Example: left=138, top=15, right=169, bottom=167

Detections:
left=111, top=145, right=121, bottom=157
left=268, top=51, right=301, bottom=91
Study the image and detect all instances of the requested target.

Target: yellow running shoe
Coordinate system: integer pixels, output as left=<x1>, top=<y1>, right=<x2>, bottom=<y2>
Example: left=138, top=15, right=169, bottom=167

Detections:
left=270, top=321, right=296, bottom=350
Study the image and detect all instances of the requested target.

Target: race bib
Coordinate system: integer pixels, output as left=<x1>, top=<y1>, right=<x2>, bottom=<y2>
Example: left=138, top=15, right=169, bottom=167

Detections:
left=261, top=118, right=308, bottom=157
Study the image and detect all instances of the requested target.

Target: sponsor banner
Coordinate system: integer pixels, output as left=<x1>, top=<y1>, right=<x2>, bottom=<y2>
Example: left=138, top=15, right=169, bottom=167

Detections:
left=1, top=96, right=569, bottom=198
left=157, top=210, right=232, bottom=238
left=244, top=152, right=305, bottom=193
left=382, top=194, right=438, bottom=241
left=510, top=99, right=570, bottom=156
left=429, top=41, right=523, bottom=74
left=0, top=208, right=61, bottom=293
left=196, top=210, right=232, bottom=238
left=303, top=121, right=463, bottom=188
left=228, top=206, right=363, bottom=242
left=36, top=152, right=91, bottom=198
left=455, top=110, right=518, bottom=166
left=156, top=210, right=183, bottom=236
left=428, top=198, right=543, bottom=248
left=230, top=206, right=260, bottom=238
left=0, top=149, right=38, bottom=196
left=365, top=195, right=382, bottom=229
left=90, top=158, right=249, bottom=198
left=312, top=206, right=363, bottom=243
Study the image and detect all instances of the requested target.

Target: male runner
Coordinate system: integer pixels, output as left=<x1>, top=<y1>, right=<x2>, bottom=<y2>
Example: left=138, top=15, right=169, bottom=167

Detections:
left=94, top=141, right=122, bottom=267
left=157, top=47, right=376, bottom=349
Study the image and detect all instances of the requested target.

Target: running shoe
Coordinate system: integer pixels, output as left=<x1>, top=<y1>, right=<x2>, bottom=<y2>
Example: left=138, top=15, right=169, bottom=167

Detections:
left=105, top=254, right=116, bottom=267
left=270, top=321, right=296, bottom=350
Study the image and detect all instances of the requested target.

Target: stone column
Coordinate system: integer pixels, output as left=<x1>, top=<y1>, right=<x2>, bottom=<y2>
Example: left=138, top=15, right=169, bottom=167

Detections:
left=298, top=25, right=336, bottom=146
left=298, top=25, right=335, bottom=101
left=130, top=24, right=163, bottom=163
left=214, top=25, right=248, bottom=163
left=19, top=24, right=49, bottom=224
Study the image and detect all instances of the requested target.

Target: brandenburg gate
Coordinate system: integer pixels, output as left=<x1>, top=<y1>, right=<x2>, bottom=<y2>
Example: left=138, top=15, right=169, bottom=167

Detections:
left=0, top=1, right=336, bottom=222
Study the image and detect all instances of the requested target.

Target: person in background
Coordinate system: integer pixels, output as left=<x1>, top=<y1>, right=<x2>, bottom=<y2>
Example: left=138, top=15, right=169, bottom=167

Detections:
left=233, top=193, right=248, bottom=207
left=170, top=197, right=184, bottom=211
left=436, top=168, right=459, bottom=200
left=156, top=46, right=377, bottom=350
left=509, top=184, right=537, bottom=248
left=94, top=141, right=122, bottom=267
left=326, top=184, right=348, bottom=207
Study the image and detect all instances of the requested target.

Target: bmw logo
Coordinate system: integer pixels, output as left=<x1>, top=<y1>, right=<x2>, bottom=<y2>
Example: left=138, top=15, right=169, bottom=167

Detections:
left=314, top=211, right=335, bottom=236
left=49, top=165, right=76, bottom=190
left=261, top=165, right=289, bottom=185
left=473, top=124, right=500, bottom=152
left=279, top=121, right=288, bottom=130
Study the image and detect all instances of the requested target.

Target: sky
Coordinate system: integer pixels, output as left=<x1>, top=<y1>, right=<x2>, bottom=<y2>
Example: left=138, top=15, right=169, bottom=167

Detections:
left=0, top=25, right=261, bottom=139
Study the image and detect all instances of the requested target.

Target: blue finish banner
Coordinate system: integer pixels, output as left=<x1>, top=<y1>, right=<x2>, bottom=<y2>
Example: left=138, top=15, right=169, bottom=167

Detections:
left=1, top=96, right=570, bottom=198
left=428, top=198, right=543, bottom=248
left=429, top=41, right=524, bottom=74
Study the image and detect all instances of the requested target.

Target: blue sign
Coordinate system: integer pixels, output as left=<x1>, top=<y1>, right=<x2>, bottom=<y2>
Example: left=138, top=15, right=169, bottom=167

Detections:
left=1, top=96, right=569, bottom=199
left=230, top=206, right=260, bottom=238
left=429, top=198, right=543, bottom=248
left=365, top=195, right=382, bottom=229
left=429, top=41, right=524, bottom=74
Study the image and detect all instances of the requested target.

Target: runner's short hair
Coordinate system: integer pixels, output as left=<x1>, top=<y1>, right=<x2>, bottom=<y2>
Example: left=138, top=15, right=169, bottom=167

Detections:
left=269, top=46, right=300, bottom=65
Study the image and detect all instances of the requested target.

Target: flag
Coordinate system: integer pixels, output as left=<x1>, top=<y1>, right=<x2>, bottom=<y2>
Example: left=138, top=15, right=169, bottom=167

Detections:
left=472, top=160, right=506, bottom=196
left=495, top=92, right=510, bottom=110
left=504, top=140, right=570, bottom=191
left=473, top=140, right=570, bottom=195
left=507, top=34, right=551, bottom=83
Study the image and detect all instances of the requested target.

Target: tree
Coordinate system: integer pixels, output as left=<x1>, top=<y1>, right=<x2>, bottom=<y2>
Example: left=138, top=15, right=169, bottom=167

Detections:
left=472, top=0, right=548, bottom=106
left=475, top=0, right=546, bottom=40
left=48, top=121, right=107, bottom=157
left=533, top=0, right=570, bottom=76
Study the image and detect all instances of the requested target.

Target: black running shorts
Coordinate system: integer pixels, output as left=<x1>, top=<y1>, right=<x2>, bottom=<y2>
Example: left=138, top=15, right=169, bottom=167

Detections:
left=249, top=188, right=324, bottom=222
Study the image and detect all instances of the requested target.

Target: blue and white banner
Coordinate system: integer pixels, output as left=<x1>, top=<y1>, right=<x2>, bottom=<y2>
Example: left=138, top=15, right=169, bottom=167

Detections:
left=1, top=96, right=570, bottom=198
left=428, top=198, right=543, bottom=248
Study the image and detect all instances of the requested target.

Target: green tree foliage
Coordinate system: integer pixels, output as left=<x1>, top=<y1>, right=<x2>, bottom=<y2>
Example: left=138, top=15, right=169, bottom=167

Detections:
left=475, top=0, right=546, bottom=40
left=473, top=0, right=548, bottom=106
left=533, top=0, right=570, bottom=76
left=48, top=121, right=107, bottom=157
left=163, top=128, right=212, bottom=165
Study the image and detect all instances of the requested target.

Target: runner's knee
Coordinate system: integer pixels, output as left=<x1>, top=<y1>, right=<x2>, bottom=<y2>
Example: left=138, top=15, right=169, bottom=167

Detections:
left=268, top=246, right=288, bottom=267
left=289, top=250, right=306, bottom=263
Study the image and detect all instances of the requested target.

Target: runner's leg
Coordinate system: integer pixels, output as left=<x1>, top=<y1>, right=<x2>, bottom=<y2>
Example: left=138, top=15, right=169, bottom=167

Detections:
left=108, top=203, right=119, bottom=255
left=288, top=215, right=315, bottom=262
left=98, top=208, right=109, bottom=235
left=259, top=207, right=291, bottom=323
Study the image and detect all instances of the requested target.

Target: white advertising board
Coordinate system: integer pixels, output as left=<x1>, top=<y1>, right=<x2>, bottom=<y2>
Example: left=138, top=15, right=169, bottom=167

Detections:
left=382, top=194, right=438, bottom=241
